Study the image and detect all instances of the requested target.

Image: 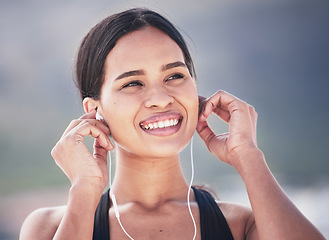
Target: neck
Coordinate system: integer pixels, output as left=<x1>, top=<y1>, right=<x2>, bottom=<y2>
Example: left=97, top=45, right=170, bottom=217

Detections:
left=111, top=149, right=189, bottom=208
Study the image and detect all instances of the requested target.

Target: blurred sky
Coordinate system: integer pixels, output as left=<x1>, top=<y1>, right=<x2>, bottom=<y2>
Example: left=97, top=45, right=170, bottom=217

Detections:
left=1, top=0, right=329, bottom=238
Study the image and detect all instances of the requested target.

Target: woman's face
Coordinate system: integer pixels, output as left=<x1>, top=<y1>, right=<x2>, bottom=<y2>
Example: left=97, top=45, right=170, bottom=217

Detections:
left=98, top=26, right=198, bottom=159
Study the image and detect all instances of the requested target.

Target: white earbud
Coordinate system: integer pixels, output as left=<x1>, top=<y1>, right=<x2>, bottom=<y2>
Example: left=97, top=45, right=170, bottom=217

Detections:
left=95, top=111, right=104, bottom=121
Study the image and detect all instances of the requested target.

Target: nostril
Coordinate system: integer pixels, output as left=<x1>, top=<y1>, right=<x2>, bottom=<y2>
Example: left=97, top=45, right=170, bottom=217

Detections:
left=144, top=91, right=174, bottom=108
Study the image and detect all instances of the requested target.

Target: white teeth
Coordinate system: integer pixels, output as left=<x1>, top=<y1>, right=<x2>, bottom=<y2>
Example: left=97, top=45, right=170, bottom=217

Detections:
left=142, top=118, right=180, bottom=130
left=164, top=120, right=170, bottom=127
left=158, top=121, right=164, bottom=128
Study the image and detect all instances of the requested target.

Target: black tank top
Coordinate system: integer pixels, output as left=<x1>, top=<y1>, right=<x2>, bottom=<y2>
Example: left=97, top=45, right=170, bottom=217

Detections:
left=93, top=186, right=234, bottom=240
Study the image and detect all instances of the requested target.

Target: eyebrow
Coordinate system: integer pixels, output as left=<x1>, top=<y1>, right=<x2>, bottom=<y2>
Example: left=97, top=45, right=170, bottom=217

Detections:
left=115, top=70, right=145, bottom=81
left=114, top=61, right=187, bottom=81
left=161, top=61, right=187, bottom=71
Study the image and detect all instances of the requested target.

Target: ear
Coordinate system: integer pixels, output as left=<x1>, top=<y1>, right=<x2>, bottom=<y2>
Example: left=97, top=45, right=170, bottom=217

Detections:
left=82, top=97, right=99, bottom=113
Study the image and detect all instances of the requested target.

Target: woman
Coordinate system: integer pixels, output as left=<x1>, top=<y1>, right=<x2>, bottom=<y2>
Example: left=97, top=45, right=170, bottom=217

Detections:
left=20, top=8, right=324, bottom=240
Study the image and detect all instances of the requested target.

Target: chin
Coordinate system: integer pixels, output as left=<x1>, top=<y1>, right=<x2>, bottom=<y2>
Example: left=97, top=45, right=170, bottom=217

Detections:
left=147, top=137, right=192, bottom=157
left=117, top=137, right=191, bottom=160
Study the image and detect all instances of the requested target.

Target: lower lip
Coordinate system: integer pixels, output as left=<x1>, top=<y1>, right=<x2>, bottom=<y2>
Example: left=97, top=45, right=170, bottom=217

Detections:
left=141, top=120, right=182, bottom=136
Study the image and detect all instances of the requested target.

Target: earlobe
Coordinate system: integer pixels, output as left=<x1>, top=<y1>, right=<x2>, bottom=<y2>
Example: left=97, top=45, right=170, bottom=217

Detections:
left=82, top=97, right=99, bottom=113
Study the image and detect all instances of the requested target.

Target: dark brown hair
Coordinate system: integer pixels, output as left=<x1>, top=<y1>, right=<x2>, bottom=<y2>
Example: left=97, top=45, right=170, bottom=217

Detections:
left=75, top=8, right=196, bottom=100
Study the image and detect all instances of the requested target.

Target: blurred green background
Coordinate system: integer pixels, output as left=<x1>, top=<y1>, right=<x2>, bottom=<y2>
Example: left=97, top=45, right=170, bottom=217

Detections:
left=1, top=0, right=329, bottom=239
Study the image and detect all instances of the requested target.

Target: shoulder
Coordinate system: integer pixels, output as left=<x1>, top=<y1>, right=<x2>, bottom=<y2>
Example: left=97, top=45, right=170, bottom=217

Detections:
left=20, top=206, right=66, bottom=240
left=217, top=201, right=259, bottom=240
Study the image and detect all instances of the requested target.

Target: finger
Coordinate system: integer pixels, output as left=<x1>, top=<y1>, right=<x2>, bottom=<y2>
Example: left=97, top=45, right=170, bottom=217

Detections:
left=79, top=109, right=97, bottom=120
left=70, top=121, right=112, bottom=151
left=212, top=90, right=248, bottom=116
left=204, top=90, right=253, bottom=123
left=198, top=95, right=207, bottom=116
left=196, top=120, right=228, bottom=160
left=199, top=94, right=231, bottom=123
left=61, top=110, right=97, bottom=137
left=79, top=110, right=111, bottom=135
left=93, top=138, right=108, bottom=159
left=62, top=117, right=110, bottom=139
left=93, top=140, right=109, bottom=170
left=82, top=110, right=111, bottom=135
left=212, top=106, right=231, bottom=123
left=78, top=119, right=111, bottom=136
left=93, top=139, right=110, bottom=184
left=62, top=119, right=110, bottom=139
left=91, top=120, right=111, bottom=136
left=249, top=105, right=258, bottom=144
left=196, top=120, right=216, bottom=147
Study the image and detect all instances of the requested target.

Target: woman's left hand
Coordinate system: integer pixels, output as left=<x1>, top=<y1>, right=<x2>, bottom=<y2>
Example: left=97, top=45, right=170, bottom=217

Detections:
left=197, top=90, right=260, bottom=169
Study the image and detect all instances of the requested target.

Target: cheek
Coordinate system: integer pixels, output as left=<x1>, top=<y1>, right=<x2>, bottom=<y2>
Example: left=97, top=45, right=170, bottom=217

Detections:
left=104, top=97, right=138, bottom=141
left=183, top=82, right=199, bottom=120
left=188, top=97, right=199, bottom=131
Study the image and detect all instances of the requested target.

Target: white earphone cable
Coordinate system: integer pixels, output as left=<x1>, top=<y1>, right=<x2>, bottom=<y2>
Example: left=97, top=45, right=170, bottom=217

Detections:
left=110, top=189, right=135, bottom=240
left=187, top=136, right=197, bottom=240
left=108, top=149, right=112, bottom=189
left=108, top=137, right=197, bottom=240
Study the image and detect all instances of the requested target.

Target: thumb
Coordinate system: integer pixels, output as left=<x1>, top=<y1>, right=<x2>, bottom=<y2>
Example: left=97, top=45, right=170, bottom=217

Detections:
left=93, top=137, right=109, bottom=161
left=196, top=120, right=215, bottom=147
left=196, top=119, right=228, bottom=162
left=93, top=139, right=110, bottom=181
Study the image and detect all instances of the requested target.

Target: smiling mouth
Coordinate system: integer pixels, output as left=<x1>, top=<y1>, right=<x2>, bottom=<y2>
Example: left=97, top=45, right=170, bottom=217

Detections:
left=140, top=117, right=182, bottom=130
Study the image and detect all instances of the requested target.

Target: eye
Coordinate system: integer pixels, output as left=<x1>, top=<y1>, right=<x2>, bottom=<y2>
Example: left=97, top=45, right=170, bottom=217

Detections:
left=121, top=80, right=143, bottom=89
left=166, top=73, right=184, bottom=82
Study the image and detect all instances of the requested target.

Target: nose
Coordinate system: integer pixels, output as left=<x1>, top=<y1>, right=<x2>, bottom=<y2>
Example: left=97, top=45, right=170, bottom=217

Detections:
left=144, top=85, right=174, bottom=108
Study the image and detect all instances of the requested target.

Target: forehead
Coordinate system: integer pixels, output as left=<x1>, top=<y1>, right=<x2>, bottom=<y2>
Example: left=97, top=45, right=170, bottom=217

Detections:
left=104, top=27, right=185, bottom=78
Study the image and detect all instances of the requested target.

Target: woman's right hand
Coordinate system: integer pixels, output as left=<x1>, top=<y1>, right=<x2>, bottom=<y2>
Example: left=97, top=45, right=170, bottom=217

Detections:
left=51, top=110, right=114, bottom=194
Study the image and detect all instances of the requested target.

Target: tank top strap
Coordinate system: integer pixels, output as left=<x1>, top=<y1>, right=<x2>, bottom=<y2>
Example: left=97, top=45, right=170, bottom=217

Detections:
left=93, top=188, right=110, bottom=240
left=192, top=186, right=234, bottom=240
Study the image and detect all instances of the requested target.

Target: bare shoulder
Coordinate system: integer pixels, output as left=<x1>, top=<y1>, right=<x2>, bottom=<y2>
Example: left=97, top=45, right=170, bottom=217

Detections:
left=20, top=205, right=66, bottom=240
left=217, top=201, right=259, bottom=240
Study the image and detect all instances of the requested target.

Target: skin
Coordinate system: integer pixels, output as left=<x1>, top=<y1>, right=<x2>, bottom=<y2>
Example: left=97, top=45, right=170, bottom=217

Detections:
left=20, top=27, right=325, bottom=240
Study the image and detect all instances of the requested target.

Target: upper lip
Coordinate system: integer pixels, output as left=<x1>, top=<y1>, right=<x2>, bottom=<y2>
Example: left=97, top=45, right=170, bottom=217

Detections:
left=139, top=111, right=183, bottom=128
